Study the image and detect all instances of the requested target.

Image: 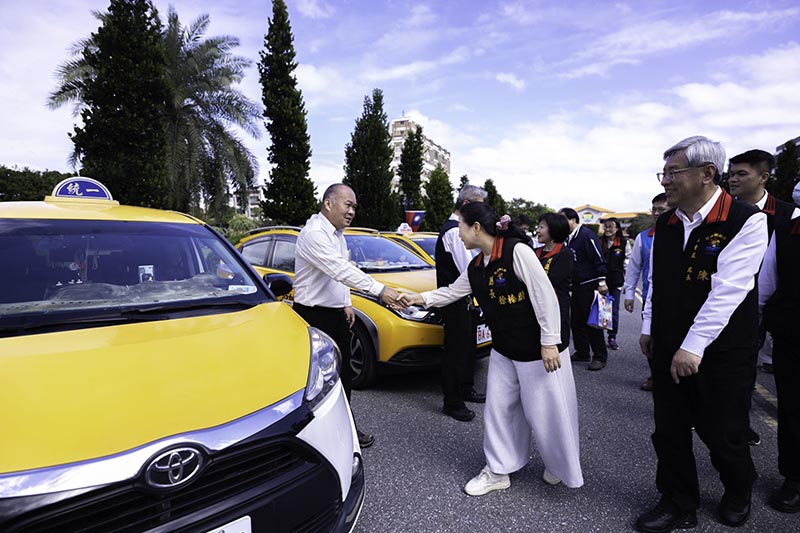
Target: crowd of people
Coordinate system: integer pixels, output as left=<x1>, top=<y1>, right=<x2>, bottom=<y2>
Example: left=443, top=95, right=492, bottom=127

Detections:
left=291, top=135, right=800, bottom=531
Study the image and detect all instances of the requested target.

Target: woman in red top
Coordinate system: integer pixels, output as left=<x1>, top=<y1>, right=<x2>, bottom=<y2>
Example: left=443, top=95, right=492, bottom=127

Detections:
left=535, top=213, right=574, bottom=354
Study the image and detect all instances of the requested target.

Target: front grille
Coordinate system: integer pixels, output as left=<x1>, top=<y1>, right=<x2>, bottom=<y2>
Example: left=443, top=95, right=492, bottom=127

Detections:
left=7, top=438, right=318, bottom=533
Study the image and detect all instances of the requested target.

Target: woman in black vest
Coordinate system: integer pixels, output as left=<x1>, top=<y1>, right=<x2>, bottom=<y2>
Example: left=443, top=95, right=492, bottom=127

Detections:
left=399, top=202, right=583, bottom=496
left=600, top=217, right=628, bottom=350
left=535, top=212, right=574, bottom=354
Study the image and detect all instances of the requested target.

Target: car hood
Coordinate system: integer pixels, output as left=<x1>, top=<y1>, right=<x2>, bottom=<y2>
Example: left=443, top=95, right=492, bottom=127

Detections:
left=370, top=269, right=436, bottom=293
left=0, top=303, right=310, bottom=474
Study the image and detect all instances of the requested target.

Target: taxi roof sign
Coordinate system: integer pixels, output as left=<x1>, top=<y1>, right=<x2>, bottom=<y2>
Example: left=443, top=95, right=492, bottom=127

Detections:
left=52, top=177, right=113, bottom=200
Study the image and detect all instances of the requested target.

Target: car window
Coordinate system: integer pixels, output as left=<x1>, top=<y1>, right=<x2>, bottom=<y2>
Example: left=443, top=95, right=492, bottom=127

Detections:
left=241, top=239, right=270, bottom=266
left=270, top=238, right=296, bottom=272
left=412, top=236, right=437, bottom=259
left=0, top=219, right=266, bottom=325
left=345, top=234, right=431, bottom=272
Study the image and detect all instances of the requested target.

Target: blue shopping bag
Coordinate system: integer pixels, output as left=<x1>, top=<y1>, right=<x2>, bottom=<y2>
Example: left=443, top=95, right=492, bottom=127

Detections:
left=587, top=291, right=614, bottom=330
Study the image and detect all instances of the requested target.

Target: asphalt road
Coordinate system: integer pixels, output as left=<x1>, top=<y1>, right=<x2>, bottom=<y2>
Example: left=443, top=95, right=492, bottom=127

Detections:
left=350, top=298, right=790, bottom=532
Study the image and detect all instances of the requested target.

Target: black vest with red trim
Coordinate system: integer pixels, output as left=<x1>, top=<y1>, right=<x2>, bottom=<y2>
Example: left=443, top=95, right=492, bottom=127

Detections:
left=601, top=233, right=627, bottom=288
left=535, top=243, right=573, bottom=352
left=761, top=193, right=795, bottom=236
left=435, top=218, right=461, bottom=288
left=763, top=217, right=800, bottom=339
left=468, top=237, right=541, bottom=361
left=651, top=190, right=760, bottom=355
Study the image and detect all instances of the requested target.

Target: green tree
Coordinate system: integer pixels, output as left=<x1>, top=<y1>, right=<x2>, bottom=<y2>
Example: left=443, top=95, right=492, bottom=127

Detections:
left=343, top=89, right=396, bottom=229
left=625, top=214, right=653, bottom=238
left=398, top=125, right=424, bottom=210
left=458, top=174, right=469, bottom=189
left=483, top=178, right=507, bottom=215
left=259, top=0, right=316, bottom=225
left=421, top=164, right=453, bottom=231
left=69, top=0, right=171, bottom=208
left=49, top=7, right=262, bottom=218
left=0, top=166, right=72, bottom=202
left=770, top=139, right=799, bottom=203
left=507, top=197, right=553, bottom=224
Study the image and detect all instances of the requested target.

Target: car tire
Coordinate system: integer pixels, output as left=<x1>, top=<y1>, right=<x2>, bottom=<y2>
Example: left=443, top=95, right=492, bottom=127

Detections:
left=350, top=320, right=377, bottom=390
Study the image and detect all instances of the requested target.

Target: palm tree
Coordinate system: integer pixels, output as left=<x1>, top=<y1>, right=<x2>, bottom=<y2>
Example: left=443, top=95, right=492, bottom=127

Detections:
left=48, top=7, right=262, bottom=218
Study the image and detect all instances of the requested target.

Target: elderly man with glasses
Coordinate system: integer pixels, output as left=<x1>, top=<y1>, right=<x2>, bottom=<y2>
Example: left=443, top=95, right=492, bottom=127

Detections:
left=636, top=136, right=768, bottom=532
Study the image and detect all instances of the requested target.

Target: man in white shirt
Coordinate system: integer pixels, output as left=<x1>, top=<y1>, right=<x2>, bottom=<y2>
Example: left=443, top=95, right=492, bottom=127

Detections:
left=294, top=183, right=400, bottom=448
left=434, top=184, right=487, bottom=421
left=636, top=136, right=768, bottom=532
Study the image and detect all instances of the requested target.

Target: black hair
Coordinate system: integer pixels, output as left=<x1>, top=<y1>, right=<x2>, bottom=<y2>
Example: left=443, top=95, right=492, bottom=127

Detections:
left=729, top=149, right=775, bottom=174
left=514, top=214, right=532, bottom=227
left=322, top=183, right=351, bottom=202
left=601, top=217, right=620, bottom=230
left=536, top=212, right=570, bottom=243
left=558, top=207, right=579, bottom=223
left=460, top=202, right=528, bottom=241
left=652, top=192, right=667, bottom=204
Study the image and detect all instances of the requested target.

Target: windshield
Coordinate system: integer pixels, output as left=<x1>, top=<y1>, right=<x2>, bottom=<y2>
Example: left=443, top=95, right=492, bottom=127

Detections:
left=0, top=219, right=265, bottom=328
left=345, top=234, right=432, bottom=272
left=410, top=236, right=437, bottom=259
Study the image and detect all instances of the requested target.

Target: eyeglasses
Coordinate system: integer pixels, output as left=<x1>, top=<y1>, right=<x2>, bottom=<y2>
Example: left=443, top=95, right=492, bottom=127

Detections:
left=656, top=163, right=712, bottom=183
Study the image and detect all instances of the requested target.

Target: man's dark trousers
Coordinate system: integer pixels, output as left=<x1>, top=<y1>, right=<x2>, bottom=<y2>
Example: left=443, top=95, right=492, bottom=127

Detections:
left=651, top=346, right=757, bottom=510
left=772, top=336, right=800, bottom=481
left=570, top=282, right=609, bottom=362
left=293, top=303, right=353, bottom=399
left=441, top=298, right=477, bottom=408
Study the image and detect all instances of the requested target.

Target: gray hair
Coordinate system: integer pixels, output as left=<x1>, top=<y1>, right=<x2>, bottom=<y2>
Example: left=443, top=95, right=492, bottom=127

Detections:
left=322, top=183, right=352, bottom=202
left=455, top=184, right=487, bottom=210
left=663, top=136, right=726, bottom=181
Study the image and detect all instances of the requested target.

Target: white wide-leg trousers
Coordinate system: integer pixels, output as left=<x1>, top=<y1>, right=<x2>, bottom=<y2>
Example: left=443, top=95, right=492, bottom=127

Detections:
left=483, top=348, right=584, bottom=488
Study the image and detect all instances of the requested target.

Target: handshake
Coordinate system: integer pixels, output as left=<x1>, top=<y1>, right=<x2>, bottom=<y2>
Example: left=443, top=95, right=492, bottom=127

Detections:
left=379, top=287, right=425, bottom=309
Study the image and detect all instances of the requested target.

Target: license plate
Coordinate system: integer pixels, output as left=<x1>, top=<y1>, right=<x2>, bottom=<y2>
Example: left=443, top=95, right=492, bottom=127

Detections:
left=205, top=516, right=251, bottom=533
left=476, top=324, right=492, bottom=344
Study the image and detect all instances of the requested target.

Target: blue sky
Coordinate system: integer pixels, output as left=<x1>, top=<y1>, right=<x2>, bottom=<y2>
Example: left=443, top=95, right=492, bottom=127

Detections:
left=2, top=0, right=799, bottom=211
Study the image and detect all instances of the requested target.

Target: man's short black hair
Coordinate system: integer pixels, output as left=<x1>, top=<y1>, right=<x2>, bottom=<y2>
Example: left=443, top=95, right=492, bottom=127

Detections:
left=652, top=192, right=667, bottom=204
left=515, top=214, right=532, bottom=226
left=729, top=149, right=775, bottom=174
left=558, top=207, right=579, bottom=223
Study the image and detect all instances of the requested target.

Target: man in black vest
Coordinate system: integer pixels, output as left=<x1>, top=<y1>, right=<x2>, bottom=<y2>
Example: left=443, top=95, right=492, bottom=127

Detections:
left=758, top=188, right=800, bottom=513
left=435, top=184, right=487, bottom=421
left=558, top=207, right=609, bottom=370
left=636, top=136, right=768, bottom=532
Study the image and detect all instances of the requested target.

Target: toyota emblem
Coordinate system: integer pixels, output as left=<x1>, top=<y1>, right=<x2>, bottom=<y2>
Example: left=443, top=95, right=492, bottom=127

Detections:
left=145, top=447, right=204, bottom=489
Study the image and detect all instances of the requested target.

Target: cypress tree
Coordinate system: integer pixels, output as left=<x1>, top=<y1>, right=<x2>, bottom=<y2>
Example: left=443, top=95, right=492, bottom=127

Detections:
left=484, top=178, right=507, bottom=215
left=343, top=89, right=396, bottom=229
left=71, top=0, right=171, bottom=208
left=770, top=139, right=799, bottom=203
left=259, top=0, right=316, bottom=225
left=398, top=125, right=425, bottom=210
left=422, top=164, right=453, bottom=231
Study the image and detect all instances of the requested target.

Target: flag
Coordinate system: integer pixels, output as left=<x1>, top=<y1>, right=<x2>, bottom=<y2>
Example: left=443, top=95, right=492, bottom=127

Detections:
left=405, top=210, right=425, bottom=232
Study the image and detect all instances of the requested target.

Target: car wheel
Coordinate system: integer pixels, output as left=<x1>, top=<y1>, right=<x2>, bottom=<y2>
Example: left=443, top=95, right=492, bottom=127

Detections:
left=349, top=320, right=377, bottom=390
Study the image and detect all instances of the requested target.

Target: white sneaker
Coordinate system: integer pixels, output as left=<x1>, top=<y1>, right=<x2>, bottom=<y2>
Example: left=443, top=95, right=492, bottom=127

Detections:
left=543, top=470, right=561, bottom=485
left=464, top=466, right=510, bottom=496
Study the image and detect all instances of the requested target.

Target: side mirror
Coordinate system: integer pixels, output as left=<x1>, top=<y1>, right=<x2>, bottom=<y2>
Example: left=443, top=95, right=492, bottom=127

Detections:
left=264, top=273, right=293, bottom=297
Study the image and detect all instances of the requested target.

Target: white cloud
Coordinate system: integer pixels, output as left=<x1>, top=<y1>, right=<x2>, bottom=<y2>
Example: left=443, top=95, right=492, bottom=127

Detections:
left=562, top=8, right=800, bottom=79
left=293, top=0, right=334, bottom=19
left=495, top=72, right=526, bottom=91
left=407, top=4, right=436, bottom=27
left=295, top=63, right=361, bottom=109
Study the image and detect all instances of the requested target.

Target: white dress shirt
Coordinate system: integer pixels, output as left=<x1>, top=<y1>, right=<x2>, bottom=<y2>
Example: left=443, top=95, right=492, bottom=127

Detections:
left=442, top=213, right=473, bottom=273
left=642, top=187, right=768, bottom=358
left=421, top=242, right=561, bottom=347
left=294, top=213, right=384, bottom=308
left=758, top=210, right=800, bottom=315
left=623, top=232, right=645, bottom=300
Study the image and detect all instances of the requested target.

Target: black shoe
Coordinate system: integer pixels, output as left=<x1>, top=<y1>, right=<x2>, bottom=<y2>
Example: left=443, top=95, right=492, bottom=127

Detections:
left=747, top=428, right=761, bottom=446
left=588, top=359, right=606, bottom=371
left=717, top=492, right=751, bottom=527
left=571, top=352, right=590, bottom=362
left=463, top=389, right=486, bottom=403
left=357, top=430, right=375, bottom=448
left=443, top=404, right=475, bottom=421
left=769, top=480, right=800, bottom=513
left=636, top=497, right=697, bottom=532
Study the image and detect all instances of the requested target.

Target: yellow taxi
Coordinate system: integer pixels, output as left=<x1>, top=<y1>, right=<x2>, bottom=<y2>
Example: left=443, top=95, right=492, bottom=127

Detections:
left=379, top=231, right=438, bottom=263
left=236, top=227, right=491, bottom=389
left=0, top=178, right=364, bottom=533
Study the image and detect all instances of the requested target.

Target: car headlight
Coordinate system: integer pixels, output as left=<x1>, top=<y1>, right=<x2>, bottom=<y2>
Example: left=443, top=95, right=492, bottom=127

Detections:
left=304, top=327, right=342, bottom=410
left=396, top=305, right=435, bottom=322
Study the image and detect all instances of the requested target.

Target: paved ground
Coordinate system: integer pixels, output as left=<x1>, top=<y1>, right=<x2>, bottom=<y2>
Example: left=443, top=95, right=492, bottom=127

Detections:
left=351, top=299, right=791, bottom=532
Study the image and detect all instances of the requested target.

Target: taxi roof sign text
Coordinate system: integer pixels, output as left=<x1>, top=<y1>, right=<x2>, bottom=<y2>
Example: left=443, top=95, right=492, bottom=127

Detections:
left=52, top=177, right=113, bottom=201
